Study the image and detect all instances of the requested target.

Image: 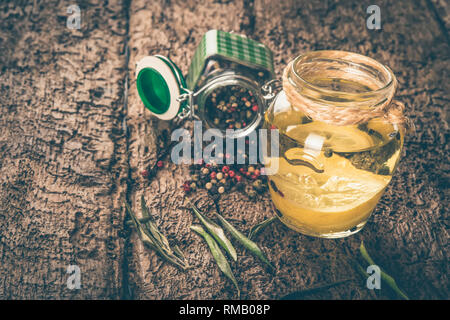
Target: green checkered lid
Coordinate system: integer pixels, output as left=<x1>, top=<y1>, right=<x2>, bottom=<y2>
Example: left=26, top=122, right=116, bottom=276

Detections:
left=136, top=55, right=187, bottom=120
left=187, top=30, right=275, bottom=89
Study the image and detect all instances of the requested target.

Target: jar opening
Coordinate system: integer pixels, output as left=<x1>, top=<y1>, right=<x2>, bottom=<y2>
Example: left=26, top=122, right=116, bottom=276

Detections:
left=196, top=72, right=264, bottom=139
left=289, top=50, right=396, bottom=106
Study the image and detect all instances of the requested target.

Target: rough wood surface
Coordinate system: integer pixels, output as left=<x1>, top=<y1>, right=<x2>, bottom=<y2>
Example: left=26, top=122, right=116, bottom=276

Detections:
left=0, top=0, right=129, bottom=299
left=0, top=0, right=448, bottom=299
left=125, top=0, right=448, bottom=300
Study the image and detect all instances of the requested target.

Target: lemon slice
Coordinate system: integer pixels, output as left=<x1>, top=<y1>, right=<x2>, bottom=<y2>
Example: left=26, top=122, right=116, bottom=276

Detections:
left=268, top=154, right=391, bottom=234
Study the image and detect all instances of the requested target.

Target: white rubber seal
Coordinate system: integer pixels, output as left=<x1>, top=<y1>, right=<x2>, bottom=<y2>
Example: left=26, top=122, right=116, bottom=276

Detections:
left=136, top=56, right=181, bottom=120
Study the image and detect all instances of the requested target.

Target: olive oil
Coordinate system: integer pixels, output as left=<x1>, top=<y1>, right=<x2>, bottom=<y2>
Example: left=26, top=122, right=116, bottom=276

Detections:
left=263, top=95, right=403, bottom=238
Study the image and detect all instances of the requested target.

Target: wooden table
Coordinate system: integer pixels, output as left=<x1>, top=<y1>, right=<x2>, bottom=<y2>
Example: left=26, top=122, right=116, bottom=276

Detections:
left=0, top=0, right=448, bottom=299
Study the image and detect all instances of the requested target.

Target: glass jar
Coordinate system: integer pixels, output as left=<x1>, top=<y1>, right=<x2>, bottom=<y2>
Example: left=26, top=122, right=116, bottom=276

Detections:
left=263, top=50, right=406, bottom=238
left=136, top=30, right=274, bottom=139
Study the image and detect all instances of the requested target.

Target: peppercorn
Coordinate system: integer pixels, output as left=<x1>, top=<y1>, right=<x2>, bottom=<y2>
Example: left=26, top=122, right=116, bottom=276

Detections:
left=324, top=148, right=333, bottom=158
left=210, top=171, right=217, bottom=180
left=218, top=186, right=225, bottom=194
left=216, top=172, right=224, bottom=180
left=252, top=179, right=264, bottom=191
left=190, top=182, right=197, bottom=191
left=182, top=183, right=191, bottom=193
left=205, top=85, right=258, bottom=132
left=246, top=186, right=257, bottom=199
left=205, top=182, right=212, bottom=190
left=156, top=160, right=164, bottom=168
left=248, top=166, right=255, bottom=174
left=141, top=170, right=149, bottom=178
left=201, top=168, right=210, bottom=175
left=222, top=166, right=230, bottom=173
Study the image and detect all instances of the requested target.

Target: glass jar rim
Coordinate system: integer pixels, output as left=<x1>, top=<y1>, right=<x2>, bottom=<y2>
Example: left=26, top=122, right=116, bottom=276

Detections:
left=289, top=50, right=396, bottom=102
left=195, top=71, right=264, bottom=139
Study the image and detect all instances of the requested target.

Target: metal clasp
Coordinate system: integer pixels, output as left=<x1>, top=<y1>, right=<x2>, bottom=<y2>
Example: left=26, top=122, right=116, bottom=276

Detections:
left=262, top=79, right=282, bottom=100
left=176, top=88, right=194, bottom=120
left=176, top=84, right=212, bottom=120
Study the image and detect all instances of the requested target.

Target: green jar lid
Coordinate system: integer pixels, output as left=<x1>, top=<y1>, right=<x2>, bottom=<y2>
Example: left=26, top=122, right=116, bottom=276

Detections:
left=136, top=55, right=187, bottom=120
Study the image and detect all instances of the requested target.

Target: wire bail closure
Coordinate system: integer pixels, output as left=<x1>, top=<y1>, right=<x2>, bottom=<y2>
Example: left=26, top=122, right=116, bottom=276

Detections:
left=262, top=79, right=282, bottom=100
left=176, top=84, right=215, bottom=120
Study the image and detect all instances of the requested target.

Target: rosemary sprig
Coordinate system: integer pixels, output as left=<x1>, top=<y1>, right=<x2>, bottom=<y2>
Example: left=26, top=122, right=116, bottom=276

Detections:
left=359, top=241, right=409, bottom=300
left=190, top=224, right=240, bottom=298
left=125, top=199, right=189, bottom=270
left=189, top=203, right=238, bottom=261
left=215, top=213, right=275, bottom=272
left=140, top=195, right=172, bottom=251
left=248, top=216, right=277, bottom=240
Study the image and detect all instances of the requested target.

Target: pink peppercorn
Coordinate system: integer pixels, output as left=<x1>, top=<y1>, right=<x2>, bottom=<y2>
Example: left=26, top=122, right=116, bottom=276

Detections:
left=182, top=182, right=191, bottom=192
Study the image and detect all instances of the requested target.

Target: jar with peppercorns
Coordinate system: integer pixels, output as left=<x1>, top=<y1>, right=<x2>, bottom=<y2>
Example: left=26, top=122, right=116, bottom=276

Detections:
left=135, top=30, right=275, bottom=139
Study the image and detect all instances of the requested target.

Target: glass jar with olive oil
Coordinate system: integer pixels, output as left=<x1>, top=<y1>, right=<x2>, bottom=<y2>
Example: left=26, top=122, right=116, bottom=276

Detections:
left=263, top=51, right=407, bottom=238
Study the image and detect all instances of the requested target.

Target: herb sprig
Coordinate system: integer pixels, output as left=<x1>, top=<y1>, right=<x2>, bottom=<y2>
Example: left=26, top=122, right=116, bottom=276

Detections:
left=359, top=241, right=409, bottom=300
left=190, top=224, right=240, bottom=298
left=125, top=196, right=189, bottom=270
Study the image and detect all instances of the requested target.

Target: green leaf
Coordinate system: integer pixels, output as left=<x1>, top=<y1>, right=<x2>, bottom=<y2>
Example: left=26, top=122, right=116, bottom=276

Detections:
left=190, top=203, right=237, bottom=261
left=248, top=217, right=277, bottom=240
left=125, top=201, right=188, bottom=270
left=215, top=213, right=275, bottom=271
left=360, top=241, right=409, bottom=300
left=191, top=225, right=240, bottom=298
